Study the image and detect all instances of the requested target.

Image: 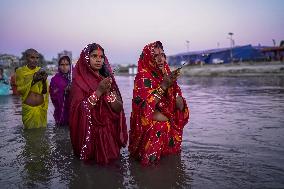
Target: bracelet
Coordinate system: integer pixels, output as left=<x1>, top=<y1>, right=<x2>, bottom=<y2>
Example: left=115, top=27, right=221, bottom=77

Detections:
left=87, top=92, right=99, bottom=106
left=153, top=93, right=161, bottom=100
left=157, top=101, right=166, bottom=109
left=156, top=86, right=165, bottom=96
left=106, top=91, right=116, bottom=103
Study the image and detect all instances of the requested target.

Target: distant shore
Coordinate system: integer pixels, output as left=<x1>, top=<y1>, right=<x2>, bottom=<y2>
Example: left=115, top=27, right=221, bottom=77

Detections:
left=179, top=61, right=284, bottom=77
left=115, top=61, right=284, bottom=77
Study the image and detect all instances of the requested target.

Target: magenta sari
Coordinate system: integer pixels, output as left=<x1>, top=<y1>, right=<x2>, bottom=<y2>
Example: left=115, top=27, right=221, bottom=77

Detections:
left=49, top=68, right=71, bottom=126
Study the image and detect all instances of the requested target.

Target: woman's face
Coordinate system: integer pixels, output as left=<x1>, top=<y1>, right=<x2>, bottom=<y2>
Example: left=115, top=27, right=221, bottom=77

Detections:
left=59, top=59, right=70, bottom=74
left=27, top=51, right=39, bottom=69
left=153, top=47, right=166, bottom=70
left=89, top=49, right=104, bottom=71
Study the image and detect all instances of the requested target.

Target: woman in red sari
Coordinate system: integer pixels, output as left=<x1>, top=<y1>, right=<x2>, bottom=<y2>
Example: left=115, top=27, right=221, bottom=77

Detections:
left=69, top=43, right=128, bottom=164
left=129, top=41, right=189, bottom=166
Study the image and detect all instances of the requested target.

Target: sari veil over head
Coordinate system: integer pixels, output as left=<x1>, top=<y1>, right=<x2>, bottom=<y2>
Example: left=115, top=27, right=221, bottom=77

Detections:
left=69, top=43, right=128, bottom=164
left=49, top=55, right=71, bottom=126
left=129, top=41, right=189, bottom=165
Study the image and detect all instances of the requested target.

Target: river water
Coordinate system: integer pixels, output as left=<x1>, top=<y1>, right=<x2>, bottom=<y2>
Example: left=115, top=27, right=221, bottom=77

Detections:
left=0, top=76, right=284, bottom=189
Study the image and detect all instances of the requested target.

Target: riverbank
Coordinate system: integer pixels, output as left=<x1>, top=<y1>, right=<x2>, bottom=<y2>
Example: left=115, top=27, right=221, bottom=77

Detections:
left=115, top=61, right=284, bottom=77
left=180, top=61, right=284, bottom=77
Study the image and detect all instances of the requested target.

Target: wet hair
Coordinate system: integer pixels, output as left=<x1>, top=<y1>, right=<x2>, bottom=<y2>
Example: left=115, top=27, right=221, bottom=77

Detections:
left=58, top=56, right=71, bottom=65
left=89, top=43, right=110, bottom=77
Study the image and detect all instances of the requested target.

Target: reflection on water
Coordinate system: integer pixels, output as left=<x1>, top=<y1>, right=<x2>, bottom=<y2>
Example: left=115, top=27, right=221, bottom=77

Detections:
left=21, top=128, right=52, bottom=188
left=0, top=76, right=284, bottom=188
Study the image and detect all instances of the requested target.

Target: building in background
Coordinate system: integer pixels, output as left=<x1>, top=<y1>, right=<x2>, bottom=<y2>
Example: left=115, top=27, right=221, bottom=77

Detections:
left=261, top=41, right=284, bottom=61
left=167, top=44, right=276, bottom=66
left=52, top=50, right=73, bottom=65
left=58, top=50, right=72, bottom=61
left=128, top=64, right=137, bottom=75
left=0, top=54, right=20, bottom=68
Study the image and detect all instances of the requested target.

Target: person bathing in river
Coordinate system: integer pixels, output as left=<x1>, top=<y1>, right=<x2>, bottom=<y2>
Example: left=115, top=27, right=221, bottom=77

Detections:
left=49, top=56, right=71, bottom=126
left=69, top=43, right=128, bottom=164
left=128, top=41, right=190, bottom=166
left=16, top=48, right=49, bottom=129
left=10, top=67, right=19, bottom=95
left=0, top=67, right=10, bottom=95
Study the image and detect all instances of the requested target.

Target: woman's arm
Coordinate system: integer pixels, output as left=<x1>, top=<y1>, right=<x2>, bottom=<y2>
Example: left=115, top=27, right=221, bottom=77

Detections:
left=176, top=96, right=184, bottom=111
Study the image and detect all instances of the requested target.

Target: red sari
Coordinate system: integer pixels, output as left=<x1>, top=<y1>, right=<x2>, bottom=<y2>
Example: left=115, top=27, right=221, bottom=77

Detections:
left=69, top=43, right=128, bottom=164
left=129, top=41, right=190, bottom=166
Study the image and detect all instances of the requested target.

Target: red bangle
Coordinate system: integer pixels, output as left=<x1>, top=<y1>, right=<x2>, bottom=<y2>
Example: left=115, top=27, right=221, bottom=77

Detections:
left=106, top=91, right=116, bottom=103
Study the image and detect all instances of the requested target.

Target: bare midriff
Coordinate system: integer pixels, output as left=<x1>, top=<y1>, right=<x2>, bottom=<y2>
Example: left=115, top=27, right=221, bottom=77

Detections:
left=152, top=110, right=169, bottom=121
left=24, top=91, right=44, bottom=106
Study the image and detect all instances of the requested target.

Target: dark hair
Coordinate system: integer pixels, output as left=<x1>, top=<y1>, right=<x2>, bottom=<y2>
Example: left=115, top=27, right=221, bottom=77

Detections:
left=0, top=67, right=3, bottom=72
left=155, top=41, right=164, bottom=50
left=25, top=48, right=38, bottom=56
left=58, top=56, right=71, bottom=65
left=89, top=43, right=110, bottom=77
left=153, top=41, right=166, bottom=59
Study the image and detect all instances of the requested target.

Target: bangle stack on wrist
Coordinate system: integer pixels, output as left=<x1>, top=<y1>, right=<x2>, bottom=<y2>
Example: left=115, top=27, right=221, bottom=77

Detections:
left=153, top=93, right=161, bottom=99
left=157, top=86, right=165, bottom=96
left=106, top=91, right=116, bottom=103
left=154, top=86, right=165, bottom=100
left=88, top=92, right=99, bottom=106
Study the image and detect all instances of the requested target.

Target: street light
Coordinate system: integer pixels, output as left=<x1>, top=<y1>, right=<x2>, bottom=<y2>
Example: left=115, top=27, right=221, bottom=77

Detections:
left=228, top=32, right=234, bottom=63
left=272, top=39, right=276, bottom=46
left=185, top=40, right=190, bottom=64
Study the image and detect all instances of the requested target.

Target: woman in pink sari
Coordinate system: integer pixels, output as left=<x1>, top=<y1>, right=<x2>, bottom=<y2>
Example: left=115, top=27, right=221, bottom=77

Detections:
left=49, top=56, right=71, bottom=126
left=69, top=43, right=128, bottom=164
left=129, top=41, right=190, bottom=166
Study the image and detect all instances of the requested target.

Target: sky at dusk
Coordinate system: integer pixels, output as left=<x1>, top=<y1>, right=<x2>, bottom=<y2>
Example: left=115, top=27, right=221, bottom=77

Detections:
left=0, top=0, right=283, bottom=64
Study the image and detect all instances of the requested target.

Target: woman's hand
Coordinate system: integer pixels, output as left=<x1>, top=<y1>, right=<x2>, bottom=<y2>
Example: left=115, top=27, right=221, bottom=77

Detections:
left=160, top=70, right=180, bottom=90
left=96, top=77, right=112, bottom=97
left=33, top=71, right=42, bottom=82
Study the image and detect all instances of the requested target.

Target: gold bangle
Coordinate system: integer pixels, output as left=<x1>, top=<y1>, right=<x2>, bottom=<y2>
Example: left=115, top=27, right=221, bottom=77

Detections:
left=88, top=92, right=99, bottom=106
left=156, top=86, right=165, bottom=96
left=153, top=93, right=161, bottom=99
left=87, top=97, right=96, bottom=106
left=106, top=91, right=116, bottom=103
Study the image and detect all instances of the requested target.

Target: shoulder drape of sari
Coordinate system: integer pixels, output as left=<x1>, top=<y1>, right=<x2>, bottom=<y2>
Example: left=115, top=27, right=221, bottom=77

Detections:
left=69, top=44, right=127, bottom=164
left=16, top=65, right=49, bottom=129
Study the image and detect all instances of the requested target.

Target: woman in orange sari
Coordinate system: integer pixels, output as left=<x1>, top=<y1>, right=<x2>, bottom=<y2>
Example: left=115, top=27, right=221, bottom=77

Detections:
left=69, top=43, right=128, bottom=164
left=129, top=41, right=189, bottom=166
left=10, top=67, right=19, bottom=95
